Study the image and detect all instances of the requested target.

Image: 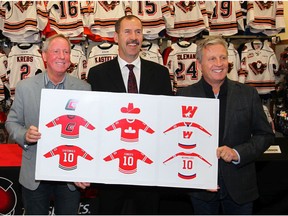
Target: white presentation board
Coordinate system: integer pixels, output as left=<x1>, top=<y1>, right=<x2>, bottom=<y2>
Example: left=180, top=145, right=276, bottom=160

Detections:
left=35, top=89, right=219, bottom=189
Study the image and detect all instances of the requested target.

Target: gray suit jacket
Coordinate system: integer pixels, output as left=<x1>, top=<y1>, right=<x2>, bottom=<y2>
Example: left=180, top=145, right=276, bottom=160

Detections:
left=177, top=78, right=274, bottom=204
left=5, top=72, right=91, bottom=191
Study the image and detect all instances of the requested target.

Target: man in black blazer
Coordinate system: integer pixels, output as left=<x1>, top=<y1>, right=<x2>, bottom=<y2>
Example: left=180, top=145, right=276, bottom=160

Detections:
left=176, top=36, right=274, bottom=214
left=87, top=16, right=172, bottom=96
left=87, top=15, right=173, bottom=214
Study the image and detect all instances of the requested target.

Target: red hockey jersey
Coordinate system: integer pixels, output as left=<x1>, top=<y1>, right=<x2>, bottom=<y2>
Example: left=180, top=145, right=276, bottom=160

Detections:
left=46, top=115, right=95, bottom=139
left=44, top=145, right=93, bottom=171
left=104, top=148, right=153, bottom=174
left=105, top=118, right=154, bottom=142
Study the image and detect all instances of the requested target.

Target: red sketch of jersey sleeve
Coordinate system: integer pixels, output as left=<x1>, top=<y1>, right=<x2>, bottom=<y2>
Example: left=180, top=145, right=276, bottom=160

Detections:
left=46, top=115, right=95, bottom=139
left=103, top=149, right=153, bottom=174
left=105, top=118, right=154, bottom=142
left=163, top=152, right=212, bottom=180
left=163, top=121, right=211, bottom=136
left=44, top=145, right=93, bottom=170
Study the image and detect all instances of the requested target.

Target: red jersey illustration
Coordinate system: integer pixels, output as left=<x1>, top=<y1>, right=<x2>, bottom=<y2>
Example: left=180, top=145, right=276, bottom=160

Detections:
left=105, top=118, right=154, bottom=142
left=46, top=115, right=95, bottom=139
left=163, top=152, right=212, bottom=180
left=103, top=148, right=153, bottom=174
left=44, top=145, right=93, bottom=171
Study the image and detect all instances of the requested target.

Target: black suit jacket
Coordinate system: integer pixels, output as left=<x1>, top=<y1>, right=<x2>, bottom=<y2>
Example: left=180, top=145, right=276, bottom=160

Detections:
left=87, top=57, right=173, bottom=96
left=177, top=78, right=275, bottom=204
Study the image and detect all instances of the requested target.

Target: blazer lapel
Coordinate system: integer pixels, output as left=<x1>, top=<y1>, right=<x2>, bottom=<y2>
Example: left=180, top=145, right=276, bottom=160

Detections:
left=139, top=58, right=152, bottom=93
left=108, top=57, right=126, bottom=92
left=223, top=81, right=236, bottom=140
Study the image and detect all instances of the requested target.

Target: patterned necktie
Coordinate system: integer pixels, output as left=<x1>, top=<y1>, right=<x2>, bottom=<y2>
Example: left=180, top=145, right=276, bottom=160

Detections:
left=126, top=64, right=138, bottom=93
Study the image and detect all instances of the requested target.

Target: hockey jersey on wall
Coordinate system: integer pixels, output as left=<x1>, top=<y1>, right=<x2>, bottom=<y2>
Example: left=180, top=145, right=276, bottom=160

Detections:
left=239, top=40, right=279, bottom=94
left=46, top=1, right=85, bottom=37
left=0, top=51, right=8, bottom=101
left=86, top=42, right=118, bottom=77
left=129, top=1, right=174, bottom=40
left=209, top=1, right=244, bottom=36
left=227, top=42, right=241, bottom=81
left=7, top=43, right=45, bottom=99
left=140, top=41, right=163, bottom=65
left=166, top=1, right=211, bottom=38
left=68, top=44, right=87, bottom=80
left=1, top=1, right=48, bottom=43
left=88, top=1, right=130, bottom=39
left=163, top=41, right=198, bottom=92
left=246, top=1, right=286, bottom=36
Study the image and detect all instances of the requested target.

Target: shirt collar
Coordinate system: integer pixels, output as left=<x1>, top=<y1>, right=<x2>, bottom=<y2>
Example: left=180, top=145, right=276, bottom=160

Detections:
left=201, top=77, right=228, bottom=99
left=44, top=72, right=66, bottom=89
left=118, top=56, right=141, bottom=70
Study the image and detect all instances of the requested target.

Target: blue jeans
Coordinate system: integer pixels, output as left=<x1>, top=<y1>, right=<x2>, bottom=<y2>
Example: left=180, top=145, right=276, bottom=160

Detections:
left=22, top=181, right=80, bottom=215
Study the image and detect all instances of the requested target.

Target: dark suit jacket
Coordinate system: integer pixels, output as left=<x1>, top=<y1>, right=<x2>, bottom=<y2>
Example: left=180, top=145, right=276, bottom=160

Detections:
left=87, top=57, right=173, bottom=96
left=177, top=78, right=275, bottom=204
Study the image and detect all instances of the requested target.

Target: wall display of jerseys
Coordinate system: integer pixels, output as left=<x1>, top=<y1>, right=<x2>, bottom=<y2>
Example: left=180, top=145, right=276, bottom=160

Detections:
left=0, top=1, right=285, bottom=44
left=0, top=1, right=286, bottom=140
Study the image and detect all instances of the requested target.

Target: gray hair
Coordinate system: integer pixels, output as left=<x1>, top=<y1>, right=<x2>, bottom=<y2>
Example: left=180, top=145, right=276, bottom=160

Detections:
left=196, top=36, right=228, bottom=63
left=42, top=34, right=71, bottom=53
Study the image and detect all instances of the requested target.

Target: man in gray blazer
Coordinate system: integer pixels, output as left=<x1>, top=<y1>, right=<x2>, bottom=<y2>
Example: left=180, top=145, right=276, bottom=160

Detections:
left=176, top=36, right=274, bottom=214
left=5, top=34, right=91, bottom=215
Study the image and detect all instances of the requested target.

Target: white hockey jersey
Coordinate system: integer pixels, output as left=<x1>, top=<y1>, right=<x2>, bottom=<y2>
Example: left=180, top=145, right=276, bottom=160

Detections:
left=87, top=43, right=118, bottom=77
left=166, top=1, right=210, bottom=38
left=246, top=1, right=286, bottom=36
left=227, top=42, right=240, bottom=82
left=209, top=1, right=244, bottom=36
left=129, top=1, right=174, bottom=40
left=1, top=1, right=48, bottom=43
left=88, top=1, right=130, bottom=39
left=46, top=1, right=84, bottom=37
left=0, top=51, right=8, bottom=101
left=163, top=42, right=199, bottom=92
left=140, top=41, right=163, bottom=65
left=7, top=43, right=45, bottom=99
left=68, top=44, right=87, bottom=80
left=239, top=40, right=279, bottom=94
left=163, top=151, right=212, bottom=180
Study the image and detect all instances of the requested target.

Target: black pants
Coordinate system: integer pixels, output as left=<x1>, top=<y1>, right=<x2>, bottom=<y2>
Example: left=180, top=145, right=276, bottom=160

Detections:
left=22, top=181, right=80, bottom=215
left=97, top=184, right=160, bottom=214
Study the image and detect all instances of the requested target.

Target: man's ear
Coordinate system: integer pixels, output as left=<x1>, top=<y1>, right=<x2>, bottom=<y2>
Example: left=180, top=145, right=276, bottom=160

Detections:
left=42, top=52, right=47, bottom=62
left=114, top=32, right=118, bottom=43
left=196, top=60, right=201, bottom=71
